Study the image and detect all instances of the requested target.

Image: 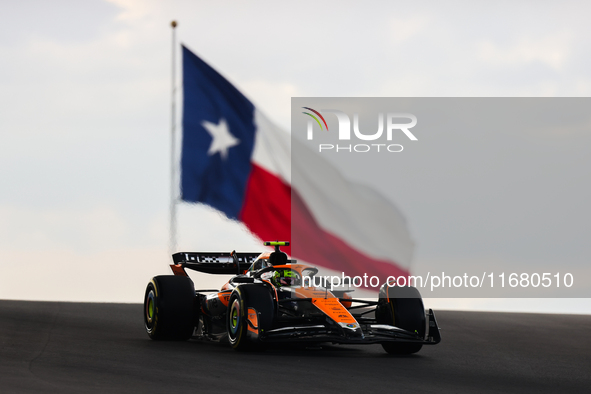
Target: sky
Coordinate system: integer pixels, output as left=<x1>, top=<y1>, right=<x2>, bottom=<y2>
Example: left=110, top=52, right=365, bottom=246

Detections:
left=1, top=0, right=590, bottom=312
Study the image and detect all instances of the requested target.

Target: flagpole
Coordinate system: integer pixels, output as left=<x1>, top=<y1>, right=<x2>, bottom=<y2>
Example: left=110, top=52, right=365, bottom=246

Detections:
left=169, top=20, right=178, bottom=256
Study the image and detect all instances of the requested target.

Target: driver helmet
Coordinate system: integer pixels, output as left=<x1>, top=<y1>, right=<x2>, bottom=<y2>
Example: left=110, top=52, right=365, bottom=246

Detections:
left=272, top=269, right=300, bottom=287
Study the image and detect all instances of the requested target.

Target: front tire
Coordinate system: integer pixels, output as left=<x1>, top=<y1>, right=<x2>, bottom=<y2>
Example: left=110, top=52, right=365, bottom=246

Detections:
left=227, top=285, right=274, bottom=351
left=144, top=275, right=196, bottom=340
left=376, top=285, right=426, bottom=355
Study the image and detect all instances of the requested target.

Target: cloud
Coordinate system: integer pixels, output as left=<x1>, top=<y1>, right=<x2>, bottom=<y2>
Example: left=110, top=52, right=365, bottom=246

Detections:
left=388, top=15, right=432, bottom=45
left=478, top=33, right=573, bottom=71
left=0, top=247, right=170, bottom=303
left=0, top=205, right=130, bottom=252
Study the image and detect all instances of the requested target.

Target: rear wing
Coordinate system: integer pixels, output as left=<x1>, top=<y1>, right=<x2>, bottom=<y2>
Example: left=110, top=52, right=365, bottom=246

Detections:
left=172, top=252, right=261, bottom=275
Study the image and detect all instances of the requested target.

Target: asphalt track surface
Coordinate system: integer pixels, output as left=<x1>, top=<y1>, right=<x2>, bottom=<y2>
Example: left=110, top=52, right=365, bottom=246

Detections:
left=1, top=300, right=590, bottom=394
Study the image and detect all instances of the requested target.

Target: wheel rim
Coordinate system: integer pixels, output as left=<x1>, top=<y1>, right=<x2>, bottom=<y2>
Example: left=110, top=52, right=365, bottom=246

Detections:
left=145, top=290, right=155, bottom=330
left=229, top=299, right=240, bottom=338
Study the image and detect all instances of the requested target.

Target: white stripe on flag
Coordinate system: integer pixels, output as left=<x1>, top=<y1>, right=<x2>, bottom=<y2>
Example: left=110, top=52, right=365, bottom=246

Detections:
left=252, top=109, right=414, bottom=269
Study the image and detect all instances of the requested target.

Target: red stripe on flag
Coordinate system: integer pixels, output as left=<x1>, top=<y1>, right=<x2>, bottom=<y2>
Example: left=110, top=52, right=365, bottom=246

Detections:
left=240, top=164, right=410, bottom=284
left=239, top=164, right=292, bottom=255
left=291, top=187, right=410, bottom=283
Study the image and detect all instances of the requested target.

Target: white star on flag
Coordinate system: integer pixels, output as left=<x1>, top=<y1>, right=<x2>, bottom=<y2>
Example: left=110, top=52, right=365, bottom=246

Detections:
left=202, top=118, right=240, bottom=160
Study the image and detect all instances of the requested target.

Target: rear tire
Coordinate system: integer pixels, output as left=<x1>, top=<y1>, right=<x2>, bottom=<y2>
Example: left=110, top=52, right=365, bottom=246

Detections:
left=144, top=275, right=196, bottom=340
left=227, top=285, right=274, bottom=351
left=376, top=285, right=426, bottom=355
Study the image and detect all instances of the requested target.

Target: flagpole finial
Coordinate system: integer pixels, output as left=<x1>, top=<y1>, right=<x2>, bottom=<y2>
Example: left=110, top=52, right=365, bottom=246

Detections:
left=171, top=20, right=177, bottom=28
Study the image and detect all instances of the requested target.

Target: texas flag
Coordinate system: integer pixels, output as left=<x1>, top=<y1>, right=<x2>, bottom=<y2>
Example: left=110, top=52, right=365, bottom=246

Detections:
left=181, top=45, right=413, bottom=283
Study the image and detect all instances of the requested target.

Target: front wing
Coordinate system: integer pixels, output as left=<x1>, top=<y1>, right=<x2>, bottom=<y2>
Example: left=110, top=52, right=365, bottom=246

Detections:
left=258, top=309, right=441, bottom=345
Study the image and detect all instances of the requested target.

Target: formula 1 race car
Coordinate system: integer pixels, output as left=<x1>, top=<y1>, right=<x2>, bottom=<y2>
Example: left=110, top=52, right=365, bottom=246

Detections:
left=143, top=241, right=441, bottom=354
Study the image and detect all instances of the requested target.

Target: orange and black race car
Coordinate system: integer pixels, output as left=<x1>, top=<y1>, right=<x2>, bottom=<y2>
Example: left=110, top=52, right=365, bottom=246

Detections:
left=143, top=241, right=441, bottom=354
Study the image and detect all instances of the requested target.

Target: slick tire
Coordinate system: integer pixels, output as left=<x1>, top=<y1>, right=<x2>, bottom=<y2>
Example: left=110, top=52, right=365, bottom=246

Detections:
left=144, top=275, right=196, bottom=341
left=376, top=285, right=426, bottom=355
left=227, top=284, right=274, bottom=351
